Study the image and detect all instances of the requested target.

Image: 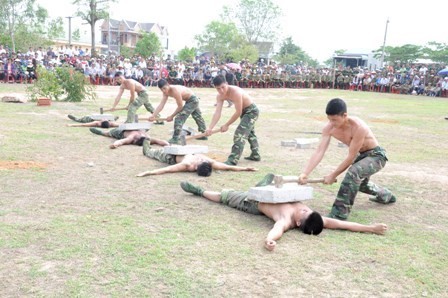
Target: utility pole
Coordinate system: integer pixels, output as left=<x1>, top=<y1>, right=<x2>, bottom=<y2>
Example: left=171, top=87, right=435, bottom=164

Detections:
left=66, top=16, right=73, bottom=45
left=380, top=18, right=389, bottom=69
left=107, top=0, right=111, bottom=55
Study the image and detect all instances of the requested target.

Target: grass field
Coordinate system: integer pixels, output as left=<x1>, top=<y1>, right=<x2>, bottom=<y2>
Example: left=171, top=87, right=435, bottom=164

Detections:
left=1, top=83, right=448, bottom=297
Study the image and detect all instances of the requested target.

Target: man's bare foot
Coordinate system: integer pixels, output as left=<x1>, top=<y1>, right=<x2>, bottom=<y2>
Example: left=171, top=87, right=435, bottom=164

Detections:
left=372, top=223, right=388, bottom=235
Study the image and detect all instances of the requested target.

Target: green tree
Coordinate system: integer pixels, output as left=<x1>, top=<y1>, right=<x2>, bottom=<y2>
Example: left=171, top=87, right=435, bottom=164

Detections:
left=134, top=32, right=161, bottom=58
left=46, top=17, right=65, bottom=40
left=195, top=21, right=241, bottom=62
left=274, top=37, right=317, bottom=67
left=0, top=0, right=48, bottom=52
left=222, top=0, right=281, bottom=43
left=228, top=41, right=258, bottom=64
left=177, top=46, right=196, bottom=62
left=373, top=44, right=422, bottom=65
left=119, top=45, right=134, bottom=58
left=422, top=42, right=448, bottom=64
left=72, top=28, right=81, bottom=42
left=73, top=0, right=115, bottom=56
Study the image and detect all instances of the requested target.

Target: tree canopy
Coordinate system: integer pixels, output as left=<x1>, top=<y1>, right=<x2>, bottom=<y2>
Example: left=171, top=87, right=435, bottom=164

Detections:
left=73, top=0, right=115, bottom=56
left=0, top=0, right=62, bottom=52
left=134, top=32, right=162, bottom=58
left=194, top=21, right=241, bottom=62
left=274, top=37, right=318, bottom=67
left=221, top=0, right=281, bottom=43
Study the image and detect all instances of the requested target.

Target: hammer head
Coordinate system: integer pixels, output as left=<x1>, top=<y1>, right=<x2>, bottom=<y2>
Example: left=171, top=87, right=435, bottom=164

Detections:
left=180, top=135, right=186, bottom=146
left=273, top=175, right=283, bottom=188
left=100, top=107, right=104, bottom=114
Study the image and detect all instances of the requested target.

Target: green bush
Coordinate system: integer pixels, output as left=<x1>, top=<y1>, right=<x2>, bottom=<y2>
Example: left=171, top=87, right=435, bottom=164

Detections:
left=26, top=65, right=64, bottom=101
left=26, top=65, right=96, bottom=102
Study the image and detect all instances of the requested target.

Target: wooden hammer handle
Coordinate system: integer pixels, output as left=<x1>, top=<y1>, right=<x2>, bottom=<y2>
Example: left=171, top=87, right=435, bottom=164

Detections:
left=186, top=128, right=221, bottom=140
left=138, top=117, right=167, bottom=122
left=306, top=178, right=325, bottom=184
left=102, top=107, right=128, bottom=113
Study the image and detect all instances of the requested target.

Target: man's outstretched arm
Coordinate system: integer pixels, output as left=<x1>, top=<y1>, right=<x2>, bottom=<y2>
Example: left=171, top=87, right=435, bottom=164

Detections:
left=264, top=219, right=290, bottom=251
left=110, top=135, right=134, bottom=149
left=136, top=163, right=188, bottom=177
left=211, top=161, right=257, bottom=172
left=67, top=121, right=101, bottom=127
left=323, top=217, right=388, bottom=235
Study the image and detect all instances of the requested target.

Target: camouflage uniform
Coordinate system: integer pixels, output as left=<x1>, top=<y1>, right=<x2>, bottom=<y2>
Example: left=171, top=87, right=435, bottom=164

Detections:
left=126, top=89, right=156, bottom=123
left=70, top=116, right=95, bottom=123
left=108, top=127, right=126, bottom=139
left=226, top=103, right=260, bottom=165
left=220, top=190, right=261, bottom=215
left=143, top=143, right=177, bottom=165
left=170, top=95, right=206, bottom=144
left=329, top=146, right=395, bottom=220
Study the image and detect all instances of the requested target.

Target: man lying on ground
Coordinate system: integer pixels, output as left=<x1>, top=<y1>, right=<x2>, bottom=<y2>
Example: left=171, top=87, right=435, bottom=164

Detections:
left=180, top=173, right=388, bottom=251
left=136, top=139, right=257, bottom=177
left=89, top=127, right=169, bottom=149
left=67, top=119, right=120, bottom=128
left=67, top=114, right=119, bottom=123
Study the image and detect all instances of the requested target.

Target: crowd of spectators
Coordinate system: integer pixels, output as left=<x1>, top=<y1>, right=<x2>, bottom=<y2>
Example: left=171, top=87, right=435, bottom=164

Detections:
left=1, top=44, right=448, bottom=97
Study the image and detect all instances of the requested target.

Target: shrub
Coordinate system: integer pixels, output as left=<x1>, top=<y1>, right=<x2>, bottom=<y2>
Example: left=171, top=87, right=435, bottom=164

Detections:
left=26, top=65, right=64, bottom=102
left=26, top=65, right=96, bottom=102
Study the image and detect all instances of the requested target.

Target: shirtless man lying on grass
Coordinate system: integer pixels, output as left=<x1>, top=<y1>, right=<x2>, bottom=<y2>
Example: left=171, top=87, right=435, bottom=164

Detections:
left=136, top=138, right=257, bottom=177
left=180, top=174, right=388, bottom=251
left=89, top=127, right=169, bottom=149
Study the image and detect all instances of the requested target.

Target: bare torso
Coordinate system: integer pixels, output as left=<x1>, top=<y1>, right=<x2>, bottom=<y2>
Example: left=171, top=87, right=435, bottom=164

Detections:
left=168, top=85, right=194, bottom=101
left=327, top=116, right=378, bottom=152
left=122, top=78, right=145, bottom=93
left=122, top=130, right=145, bottom=139
left=218, top=85, right=253, bottom=109
left=258, top=202, right=311, bottom=227
left=174, top=153, right=212, bottom=171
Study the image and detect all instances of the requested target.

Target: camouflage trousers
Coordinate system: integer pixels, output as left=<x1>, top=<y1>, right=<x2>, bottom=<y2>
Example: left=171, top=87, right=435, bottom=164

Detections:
left=108, top=127, right=125, bottom=140
left=220, top=190, right=261, bottom=215
left=172, top=95, right=206, bottom=141
left=143, top=146, right=177, bottom=165
left=330, top=146, right=394, bottom=220
left=227, top=103, right=260, bottom=165
left=126, top=90, right=155, bottom=123
left=73, top=116, right=94, bottom=123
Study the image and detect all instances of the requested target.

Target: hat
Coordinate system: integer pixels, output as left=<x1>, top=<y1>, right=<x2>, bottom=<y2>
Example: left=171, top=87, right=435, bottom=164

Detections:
left=14, top=59, right=20, bottom=62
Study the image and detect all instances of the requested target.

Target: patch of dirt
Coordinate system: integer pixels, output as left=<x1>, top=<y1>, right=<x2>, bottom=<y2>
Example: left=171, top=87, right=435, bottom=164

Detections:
left=0, top=160, right=47, bottom=170
left=370, top=118, right=400, bottom=124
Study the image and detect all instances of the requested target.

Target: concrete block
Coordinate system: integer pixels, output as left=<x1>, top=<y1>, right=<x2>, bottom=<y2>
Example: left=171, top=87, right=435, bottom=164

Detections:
left=2, top=95, right=27, bottom=103
left=118, top=123, right=152, bottom=130
left=248, top=184, right=314, bottom=203
left=90, top=114, right=115, bottom=121
left=295, top=138, right=319, bottom=149
left=163, top=145, right=208, bottom=155
left=281, top=140, right=297, bottom=147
